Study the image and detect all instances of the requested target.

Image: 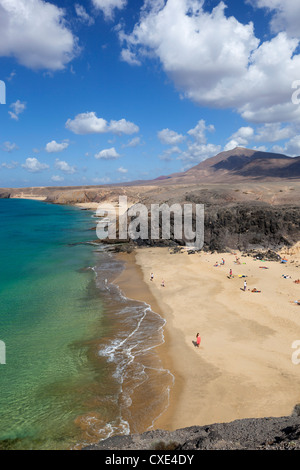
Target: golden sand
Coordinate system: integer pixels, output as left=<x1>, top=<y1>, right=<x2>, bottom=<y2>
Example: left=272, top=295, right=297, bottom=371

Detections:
left=117, top=247, right=300, bottom=431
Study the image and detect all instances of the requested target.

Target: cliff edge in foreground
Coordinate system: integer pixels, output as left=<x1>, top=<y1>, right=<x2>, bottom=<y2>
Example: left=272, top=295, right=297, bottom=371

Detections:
left=83, top=407, right=300, bottom=450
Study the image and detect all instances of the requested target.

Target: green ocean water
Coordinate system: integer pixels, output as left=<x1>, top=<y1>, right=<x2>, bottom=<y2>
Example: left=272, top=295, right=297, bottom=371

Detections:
left=0, top=199, right=109, bottom=449
left=0, top=198, right=175, bottom=450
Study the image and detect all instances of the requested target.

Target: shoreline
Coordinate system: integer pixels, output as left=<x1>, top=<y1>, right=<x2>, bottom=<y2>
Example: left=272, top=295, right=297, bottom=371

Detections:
left=113, top=250, right=183, bottom=432
left=115, top=246, right=300, bottom=432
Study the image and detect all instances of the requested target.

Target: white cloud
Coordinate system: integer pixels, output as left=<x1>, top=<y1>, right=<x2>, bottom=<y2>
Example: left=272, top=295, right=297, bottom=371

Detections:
left=187, top=120, right=215, bottom=144
left=9, top=100, right=26, bottom=120
left=158, top=119, right=220, bottom=163
left=158, top=128, right=185, bottom=145
left=253, top=145, right=268, bottom=152
left=117, top=166, right=128, bottom=173
left=22, top=157, right=49, bottom=173
left=2, top=141, right=18, bottom=152
left=45, top=140, right=69, bottom=153
left=66, top=112, right=139, bottom=135
left=0, top=0, right=77, bottom=70
left=66, top=112, right=108, bottom=134
left=254, top=123, right=296, bottom=143
left=224, top=126, right=254, bottom=150
left=54, top=159, right=76, bottom=174
left=123, top=136, right=141, bottom=148
left=224, top=123, right=299, bottom=151
left=92, top=0, right=127, bottom=20
left=121, top=48, right=142, bottom=66
left=1, top=161, right=18, bottom=169
left=224, top=140, right=241, bottom=152
left=179, top=142, right=222, bottom=163
left=109, top=118, right=139, bottom=135
left=75, top=4, right=94, bottom=25
left=120, top=0, right=300, bottom=123
left=248, top=0, right=300, bottom=37
left=95, top=147, right=120, bottom=159
left=272, top=136, right=300, bottom=157
left=51, top=175, right=64, bottom=182
left=159, top=146, right=181, bottom=161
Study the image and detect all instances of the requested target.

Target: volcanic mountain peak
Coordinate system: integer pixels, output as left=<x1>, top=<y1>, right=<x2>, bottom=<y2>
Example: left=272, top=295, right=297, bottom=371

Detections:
left=190, top=147, right=291, bottom=171
left=155, top=147, right=300, bottom=184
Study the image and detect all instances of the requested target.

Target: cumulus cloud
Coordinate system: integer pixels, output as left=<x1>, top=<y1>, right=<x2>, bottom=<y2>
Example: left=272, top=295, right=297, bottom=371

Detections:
left=224, top=126, right=255, bottom=151
left=66, top=112, right=108, bottom=134
left=248, top=0, right=300, bottom=38
left=22, top=157, right=49, bottom=173
left=224, top=123, right=299, bottom=151
left=66, top=112, right=139, bottom=135
left=0, top=0, right=77, bottom=70
left=54, top=158, right=76, bottom=174
left=187, top=120, right=215, bottom=144
left=95, top=147, right=120, bottom=159
left=9, top=100, right=26, bottom=120
left=109, top=118, right=139, bottom=135
left=158, top=119, right=220, bottom=163
left=158, top=128, right=185, bottom=145
left=120, top=0, right=300, bottom=123
left=254, top=123, right=296, bottom=142
left=272, top=136, right=300, bottom=157
left=92, top=0, right=127, bottom=20
left=179, top=142, right=222, bottom=163
left=45, top=140, right=69, bottom=153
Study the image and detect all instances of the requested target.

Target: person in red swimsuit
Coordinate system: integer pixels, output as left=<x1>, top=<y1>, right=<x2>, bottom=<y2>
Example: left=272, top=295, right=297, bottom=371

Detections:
left=196, top=333, right=201, bottom=347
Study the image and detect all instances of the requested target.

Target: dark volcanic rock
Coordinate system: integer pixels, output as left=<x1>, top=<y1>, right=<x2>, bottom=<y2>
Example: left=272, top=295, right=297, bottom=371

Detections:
left=0, top=191, right=11, bottom=199
left=83, top=408, right=300, bottom=450
left=118, top=203, right=300, bottom=253
left=202, top=204, right=300, bottom=252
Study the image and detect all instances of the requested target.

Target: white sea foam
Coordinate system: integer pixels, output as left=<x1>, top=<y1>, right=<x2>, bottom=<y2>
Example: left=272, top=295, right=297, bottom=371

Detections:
left=90, top=251, right=175, bottom=441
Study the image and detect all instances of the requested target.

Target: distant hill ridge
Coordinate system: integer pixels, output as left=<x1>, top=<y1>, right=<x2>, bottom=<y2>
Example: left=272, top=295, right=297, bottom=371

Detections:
left=152, top=147, right=300, bottom=184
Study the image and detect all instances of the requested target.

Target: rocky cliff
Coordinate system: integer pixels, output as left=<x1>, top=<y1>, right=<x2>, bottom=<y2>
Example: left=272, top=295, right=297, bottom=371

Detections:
left=84, top=406, right=300, bottom=450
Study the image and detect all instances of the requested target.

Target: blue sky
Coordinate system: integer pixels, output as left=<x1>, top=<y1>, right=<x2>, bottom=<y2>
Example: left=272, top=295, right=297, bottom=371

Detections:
left=1, top=0, right=300, bottom=187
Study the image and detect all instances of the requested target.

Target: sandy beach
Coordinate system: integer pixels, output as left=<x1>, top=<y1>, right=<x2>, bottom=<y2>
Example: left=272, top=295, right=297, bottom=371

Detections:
left=10, top=194, right=47, bottom=201
left=116, top=247, right=300, bottom=432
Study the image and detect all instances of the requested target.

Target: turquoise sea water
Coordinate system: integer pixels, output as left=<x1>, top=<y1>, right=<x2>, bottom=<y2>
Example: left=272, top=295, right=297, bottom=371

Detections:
left=0, top=199, right=108, bottom=449
left=0, top=198, right=174, bottom=450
